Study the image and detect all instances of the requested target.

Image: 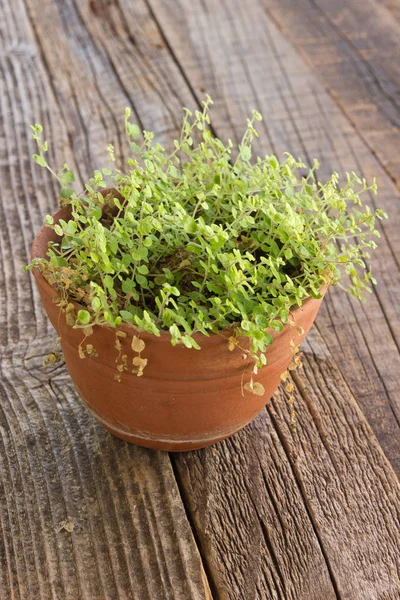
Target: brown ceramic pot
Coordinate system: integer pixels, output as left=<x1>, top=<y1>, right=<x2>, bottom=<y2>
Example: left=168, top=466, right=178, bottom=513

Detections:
left=31, top=208, right=326, bottom=451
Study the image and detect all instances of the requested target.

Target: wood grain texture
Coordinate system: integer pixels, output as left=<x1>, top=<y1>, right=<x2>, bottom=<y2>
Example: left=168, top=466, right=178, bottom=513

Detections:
left=0, top=341, right=212, bottom=600
left=173, top=328, right=400, bottom=599
left=0, top=0, right=80, bottom=347
left=380, top=0, right=400, bottom=24
left=0, top=0, right=399, bottom=598
left=262, top=0, right=400, bottom=187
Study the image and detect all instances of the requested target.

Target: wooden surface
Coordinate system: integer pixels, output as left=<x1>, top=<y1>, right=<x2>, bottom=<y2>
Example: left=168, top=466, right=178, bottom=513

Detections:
left=0, top=0, right=399, bottom=598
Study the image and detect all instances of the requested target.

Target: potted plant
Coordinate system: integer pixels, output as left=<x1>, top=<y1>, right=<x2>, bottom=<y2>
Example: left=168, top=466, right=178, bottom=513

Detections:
left=27, top=97, right=387, bottom=451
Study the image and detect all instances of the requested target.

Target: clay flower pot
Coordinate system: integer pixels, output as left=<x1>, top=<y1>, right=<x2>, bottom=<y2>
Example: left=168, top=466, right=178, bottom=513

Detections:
left=31, top=209, right=325, bottom=451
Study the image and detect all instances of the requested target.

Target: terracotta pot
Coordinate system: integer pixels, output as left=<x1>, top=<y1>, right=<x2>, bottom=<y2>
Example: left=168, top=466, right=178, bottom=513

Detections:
left=31, top=208, right=326, bottom=451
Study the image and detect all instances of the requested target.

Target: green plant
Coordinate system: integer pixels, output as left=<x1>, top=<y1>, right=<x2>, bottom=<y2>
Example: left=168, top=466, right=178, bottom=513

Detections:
left=27, top=96, right=387, bottom=368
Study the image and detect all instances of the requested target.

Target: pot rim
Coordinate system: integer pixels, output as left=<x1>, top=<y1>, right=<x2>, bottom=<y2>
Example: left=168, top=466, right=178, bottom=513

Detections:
left=31, top=206, right=327, bottom=343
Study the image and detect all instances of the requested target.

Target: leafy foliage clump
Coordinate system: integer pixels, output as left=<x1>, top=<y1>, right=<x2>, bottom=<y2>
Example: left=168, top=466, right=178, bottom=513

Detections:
left=27, top=97, right=387, bottom=364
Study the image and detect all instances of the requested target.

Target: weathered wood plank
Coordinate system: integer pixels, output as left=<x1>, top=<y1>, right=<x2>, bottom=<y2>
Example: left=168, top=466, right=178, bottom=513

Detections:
left=173, top=328, right=400, bottom=599
left=0, top=0, right=80, bottom=346
left=380, top=0, right=400, bottom=24
left=1, top=0, right=400, bottom=598
left=24, top=0, right=196, bottom=170
left=262, top=0, right=400, bottom=187
left=0, top=341, right=212, bottom=600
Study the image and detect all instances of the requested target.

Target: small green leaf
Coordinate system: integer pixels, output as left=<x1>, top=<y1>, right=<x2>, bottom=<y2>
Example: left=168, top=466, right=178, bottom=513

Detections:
left=128, top=123, right=140, bottom=139
left=120, top=310, right=134, bottom=323
left=122, top=280, right=135, bottom=293
left=60, top=170, right=75, bottom=185
left=136, top=274, right=148, bottom=286
left=77, top=310, right=91, bottom=325
left=65, top=221, right=77, bottom=235
left=264, top=332, right=274, bottom=346
left=92, top=206, right=102, bottom=220
left=60, top=186, right=74, bottom=199
left=168, top=165, right=180, bottom=178
left=104, top=275, right=114, bottom=292
left=182, top=214, right=197, bottom=234
left=33, top=154, right=47, bottom=167
left=137, top=264, right=149, bottom=275
left=91, top=297, right=101, bottom=311
left=240, top=147, right=251, bottom=161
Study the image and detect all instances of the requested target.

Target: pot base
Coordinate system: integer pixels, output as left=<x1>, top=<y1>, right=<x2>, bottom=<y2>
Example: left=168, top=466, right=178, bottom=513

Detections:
left=82, top=394, right=252, bottom=451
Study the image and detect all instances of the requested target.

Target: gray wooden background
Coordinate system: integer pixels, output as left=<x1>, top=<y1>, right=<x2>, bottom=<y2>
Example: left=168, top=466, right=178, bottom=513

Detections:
left=0, top=0, right=399, bottom=598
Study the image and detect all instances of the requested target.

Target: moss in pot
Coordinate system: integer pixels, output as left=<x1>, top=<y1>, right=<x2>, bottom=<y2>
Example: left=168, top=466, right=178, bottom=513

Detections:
left=27, top=97, right=387, bottom=451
